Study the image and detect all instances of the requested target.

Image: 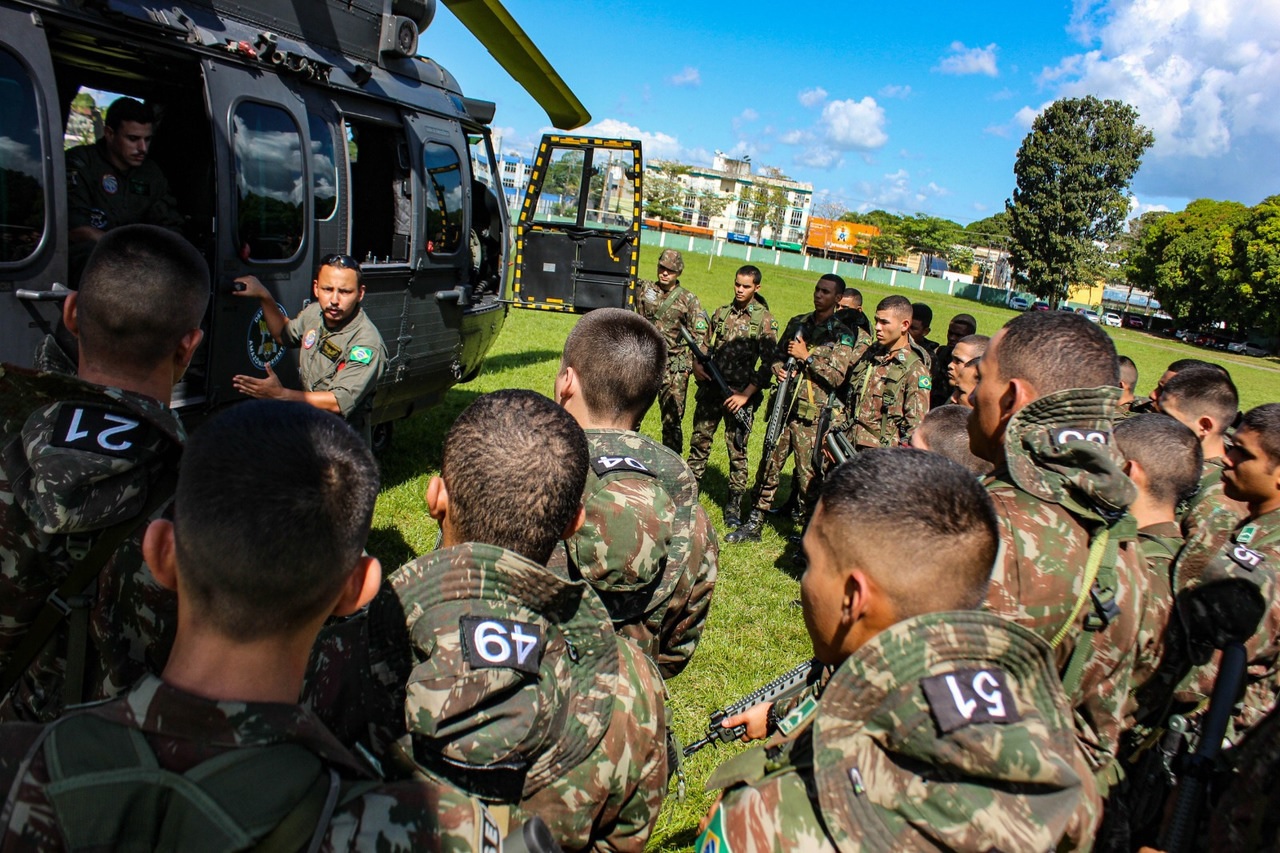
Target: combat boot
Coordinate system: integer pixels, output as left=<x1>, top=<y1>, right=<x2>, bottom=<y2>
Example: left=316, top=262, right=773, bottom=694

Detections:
left=723, top=491, right=744, bottom=528
left=725, top=510, right=763, bottom=544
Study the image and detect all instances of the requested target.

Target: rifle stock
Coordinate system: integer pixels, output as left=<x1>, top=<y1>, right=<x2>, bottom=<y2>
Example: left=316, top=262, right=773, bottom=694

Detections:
left=680, top=324, right=750, bottom=430
left=683, top=658, right=823, bottom=757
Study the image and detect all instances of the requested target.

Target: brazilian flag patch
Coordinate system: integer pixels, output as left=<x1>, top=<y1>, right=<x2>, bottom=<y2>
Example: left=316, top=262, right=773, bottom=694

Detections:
left=839, top=334, right=854, bottom=347
left=349, top=346, right=373, bottom=364
left=695, top=317, right=709, bottom=332
left=919, top=376, right=932, bottom=390
left=695, top=804, right=730, bottom=853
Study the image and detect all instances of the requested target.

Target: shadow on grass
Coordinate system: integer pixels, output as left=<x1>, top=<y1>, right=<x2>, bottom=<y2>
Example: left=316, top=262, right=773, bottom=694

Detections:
left=479, top=349, right=562, bottom=375
left=655, top=826, right=702, bottom=852
left=366, top=524, right=421, bottom=570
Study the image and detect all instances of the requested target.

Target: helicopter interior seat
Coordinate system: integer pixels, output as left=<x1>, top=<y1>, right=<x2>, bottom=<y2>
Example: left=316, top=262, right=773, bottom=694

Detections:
left=469, top=179, right=503, bottom=296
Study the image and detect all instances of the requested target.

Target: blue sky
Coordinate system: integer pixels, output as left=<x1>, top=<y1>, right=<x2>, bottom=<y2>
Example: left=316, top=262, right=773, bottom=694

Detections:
left=421, top=0, right=1280, bottom=226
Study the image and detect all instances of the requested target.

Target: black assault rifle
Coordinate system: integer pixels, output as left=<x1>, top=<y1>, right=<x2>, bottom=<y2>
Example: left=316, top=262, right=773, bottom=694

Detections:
left=683, top=658, right=824, bottom=757
left=680, top=324, right=751, bottom=432
left=824, top=429, right=856, bottom=465
left=744, top=324, right=804, bottom=513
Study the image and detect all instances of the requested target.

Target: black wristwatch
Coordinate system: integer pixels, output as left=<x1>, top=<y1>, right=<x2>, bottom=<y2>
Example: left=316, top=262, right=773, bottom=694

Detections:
left=765, top=703, right=782, bottom=735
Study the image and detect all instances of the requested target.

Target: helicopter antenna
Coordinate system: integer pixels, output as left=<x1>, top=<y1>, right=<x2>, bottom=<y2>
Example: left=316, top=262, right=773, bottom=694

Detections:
left=440, top=0, right=591, bottom=129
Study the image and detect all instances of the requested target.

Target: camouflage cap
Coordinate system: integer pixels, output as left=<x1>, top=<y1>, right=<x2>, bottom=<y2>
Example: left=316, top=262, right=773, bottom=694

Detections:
left=657, top=249, right=684, bottom=274
left=373, top=543, right=619, bottom=801
left=813, top=610, right=1090, bottom=851
left=1001, top=385, right=1136, bottom=520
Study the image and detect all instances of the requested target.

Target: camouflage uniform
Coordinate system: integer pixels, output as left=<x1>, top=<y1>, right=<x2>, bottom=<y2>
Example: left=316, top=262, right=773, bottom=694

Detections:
left=636, top=264, right=709, bottom=454
left=1211, top=701, right=1280, bottom=849
left=280, top=302, right=388, bottom=446
left=981, top=386, right=1161, bottom=793
left=696, top=611, right=1100, bottom=853
left=346, top=543, right=668, bottom=853
left=747, top=313, right=860, bottom=518
left=562, top=429, right=718, bottom=679
left=687, top=300, right=779, bottom=496
left=840, top=342, right=930, bottom=449
left=0, top=674, right=500, bottom=851
left=1137, top=521, right=1185, bottom=595
left=1179, top=455, right=1249, bottom=541
left=0, top=365, right=182, bottom=723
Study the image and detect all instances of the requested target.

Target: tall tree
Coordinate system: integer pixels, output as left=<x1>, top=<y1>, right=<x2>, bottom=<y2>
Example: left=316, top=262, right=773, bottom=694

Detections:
left=961, top=211, right=1011, bottom=247
left=642, top=160, right=689, bottom=222
left=1006, top=96, right=1154, bottom=304
left=866, top=233, right=907, bottom=268
left=742, top=180, right=789, bottom=245
left=898, top=214, right=961, bottom=272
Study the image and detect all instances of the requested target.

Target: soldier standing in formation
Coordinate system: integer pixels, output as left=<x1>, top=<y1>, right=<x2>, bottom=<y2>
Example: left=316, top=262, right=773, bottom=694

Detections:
left=838, top=294, right=930, bottom=450
left=726, top=275, right=862, bottom=544
left=0, top=225, right=206, bottom=723
left=635, top=249, right=710, bottom=453
left=686, top=265, right=779, bottom=527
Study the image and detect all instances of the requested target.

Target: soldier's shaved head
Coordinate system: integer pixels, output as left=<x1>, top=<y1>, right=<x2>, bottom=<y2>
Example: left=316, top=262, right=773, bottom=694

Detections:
left=1158, top=367, right=1238, bottom=438
left=561, top=308, right=666, bottom=425
left=994, top=311, right=1118, bottom=395
left=1118, top=356, right=1138, bottom=394
left=1114, top=414, right=1203, bottom=508
left=877, top=294, right=913, bottom=321
left=441, top=389, right=588, bottom=565
left=173, top=401, right=378, bottom=639
left=912, top=405, right=994, bottom=477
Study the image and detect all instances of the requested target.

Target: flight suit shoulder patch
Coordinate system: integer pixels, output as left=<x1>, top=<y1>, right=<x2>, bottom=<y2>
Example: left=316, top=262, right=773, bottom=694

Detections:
left=349, top=345, right=374, bottom=364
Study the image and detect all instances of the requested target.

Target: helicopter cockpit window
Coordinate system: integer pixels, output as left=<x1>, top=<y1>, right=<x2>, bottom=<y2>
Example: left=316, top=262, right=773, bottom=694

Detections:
left=233, top=102, right=304, bottom=262
left=584, top=148, right=635, bottom=231
left=532, top=148, right=583, bottom=225
left=0, top=49, right=46, bottom=266
left=308, top=115, right=337, bottom=221
left=422, top=142, right=463, bottom=254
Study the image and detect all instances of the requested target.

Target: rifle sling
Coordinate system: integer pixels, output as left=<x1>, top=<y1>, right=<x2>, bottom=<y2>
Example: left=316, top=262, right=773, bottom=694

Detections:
left=0, top=465, right=179, bottom=706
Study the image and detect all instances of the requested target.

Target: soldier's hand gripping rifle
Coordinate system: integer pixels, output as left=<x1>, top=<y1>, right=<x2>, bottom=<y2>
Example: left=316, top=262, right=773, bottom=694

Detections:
left=683, top=658, right=824, bottom=757
left=744, top=325, right=804, bottom=512
left=680, top=324, right=751, bottom=434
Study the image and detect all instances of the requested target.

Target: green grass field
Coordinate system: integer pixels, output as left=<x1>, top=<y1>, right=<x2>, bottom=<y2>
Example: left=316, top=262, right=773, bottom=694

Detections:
left=372, top=252, right=1279, bottom=850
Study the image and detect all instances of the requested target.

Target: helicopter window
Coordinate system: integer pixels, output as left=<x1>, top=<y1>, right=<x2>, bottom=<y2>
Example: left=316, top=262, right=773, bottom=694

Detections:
left=0, top=48, right=46, bottom=265
left=533, top=148, right=583, bottom=225
left=422, top=142, right=463, bottom=254
left=232, top=102, right=304, bottom=262
left=346, top=120, right=410, bottom=264
left=308, top=115, right=337, bottom=221
left=584, top=148, right=635, bottom=231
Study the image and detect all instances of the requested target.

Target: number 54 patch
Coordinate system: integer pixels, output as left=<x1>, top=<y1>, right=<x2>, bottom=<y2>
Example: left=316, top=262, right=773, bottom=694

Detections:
left=921, top=667, right=1022, bottom=734
left=460, top=616, right=545, bottom=675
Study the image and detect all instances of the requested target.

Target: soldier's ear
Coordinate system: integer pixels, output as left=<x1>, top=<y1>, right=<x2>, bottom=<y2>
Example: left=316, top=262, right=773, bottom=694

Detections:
left=62, top=292, right=80, bottom=340
left=143, top=519, right=179, bottom=592
left=426, top=475, right=448, bottom=522
left=173, top=328, right=204, bottom=381
left=555, top=366, right=579, bottom=406
left=332, top=555, right=381, bottom=616
left=562, top=503, right=586, bottom=540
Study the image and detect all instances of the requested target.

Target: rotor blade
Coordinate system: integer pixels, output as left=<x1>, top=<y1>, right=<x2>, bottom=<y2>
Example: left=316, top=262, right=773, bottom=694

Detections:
left=440, top=0, right=591, bottom=129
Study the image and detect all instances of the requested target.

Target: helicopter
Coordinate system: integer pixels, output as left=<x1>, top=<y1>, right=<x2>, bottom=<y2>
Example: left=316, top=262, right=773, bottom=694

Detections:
left=0, top=0, right=642, bottom=446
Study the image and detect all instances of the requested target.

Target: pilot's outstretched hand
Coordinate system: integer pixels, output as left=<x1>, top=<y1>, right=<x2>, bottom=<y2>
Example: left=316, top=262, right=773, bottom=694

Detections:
left=232, top=364, right=285, bottom=400
left=231, top=275, right=270, bottom=300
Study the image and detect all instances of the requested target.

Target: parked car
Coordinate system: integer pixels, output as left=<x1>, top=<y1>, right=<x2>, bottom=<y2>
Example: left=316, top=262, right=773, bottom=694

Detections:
left=1124, top=315, right=1146, bottom=329
left=1008, top=295, right=1031, bottom=311
left=1076, top=308, right=1101, bottom=323
left=1103, top=312, right=1122, bottom=327
left=1227, top=341, right=1271, bottom=357
left=1031, top=300, right=1051, bottom=311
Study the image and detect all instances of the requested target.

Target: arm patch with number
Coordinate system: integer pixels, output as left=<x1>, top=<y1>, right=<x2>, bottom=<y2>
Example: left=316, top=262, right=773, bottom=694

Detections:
left=51, top=405, right=146, bottom=460
left=921, top=667, right=1022, bottom=734
left=459, top=616, right=545, bottom=675
left=590, top=454, right=655, bottom=478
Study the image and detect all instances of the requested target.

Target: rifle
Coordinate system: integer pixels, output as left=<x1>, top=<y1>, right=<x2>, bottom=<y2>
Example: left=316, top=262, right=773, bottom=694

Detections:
left=683, top=658, right=824, bottom=757
left=824, top=429, right=856, bottom=465
left=744, top=324, right=803, bottom=512
left=680, top=324, right=751, bottom=431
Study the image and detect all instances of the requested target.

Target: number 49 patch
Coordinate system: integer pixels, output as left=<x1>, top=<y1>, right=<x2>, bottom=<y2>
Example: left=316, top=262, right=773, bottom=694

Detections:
left=921, top=667, right=1022, bottom=734
left=460, top=616, right=545, bottom=675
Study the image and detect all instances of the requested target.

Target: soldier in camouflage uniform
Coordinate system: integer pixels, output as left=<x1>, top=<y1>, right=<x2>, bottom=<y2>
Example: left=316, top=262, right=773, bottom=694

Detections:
left=1157, top=366, right=1249, bottom=539
left=0, top=401, right=504, bottom=851
left=838, top=294, right=930, bottom=450
left=967, top=311, right=1161, bottom=795
left=554, top=309, right=717, bottom=679
left=324, top=391, right=669, bottom=852
left=1210, top=700, right=1280, bottom=849
left=698, top=451, right=1098, bottom=852
left=726, top=275, right=863, bottom=543
left=0, top=226, right=207, bottom=723
left=635, top=249, right=710, bottom=453
left=930, top=313, right=977, bottom=408
left=686, top=265, right=779, bottom=527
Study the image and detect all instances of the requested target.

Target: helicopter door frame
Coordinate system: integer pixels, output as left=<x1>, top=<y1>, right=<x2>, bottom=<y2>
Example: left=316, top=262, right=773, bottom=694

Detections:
left=200, top=57, right=314, bottom=407
left=511, top=134, right=642, bottom=314
left=0, top=8, right=67, bottom=361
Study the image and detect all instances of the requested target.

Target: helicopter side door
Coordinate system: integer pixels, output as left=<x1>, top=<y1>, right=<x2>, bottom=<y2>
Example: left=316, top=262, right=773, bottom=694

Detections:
left=511, top=135, right=642, bottom=313
left=0, top=8, right=67, bottom=363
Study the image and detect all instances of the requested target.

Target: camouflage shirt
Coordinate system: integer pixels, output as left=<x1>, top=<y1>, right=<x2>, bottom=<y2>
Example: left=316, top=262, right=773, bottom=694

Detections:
left=0, top=365, right=183, bottom=723
left=1210, top=700, right=1280, bottom=849
left=697, top=611, right=1099, bottom=853
left=1179, top=455, right=1249, bottom=541
left=636, top=280, right=708, bottom=375
left=560, top=429, right=718, bottom=679
left=772, top=313, right=863, bottom=422
left=981, top=386, right=1159, bottom=789
left=0, top=675, right=499, bottom=852
left=1137, top=521, right=1185, bottom=597
left=842, top=343, right=930, bottom=448
left=703, top=301, right=779, bottom=393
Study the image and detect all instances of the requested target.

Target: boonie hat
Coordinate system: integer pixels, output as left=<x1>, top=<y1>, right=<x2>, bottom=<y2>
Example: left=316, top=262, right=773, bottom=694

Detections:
left=657, top=249, right=684, bottom=274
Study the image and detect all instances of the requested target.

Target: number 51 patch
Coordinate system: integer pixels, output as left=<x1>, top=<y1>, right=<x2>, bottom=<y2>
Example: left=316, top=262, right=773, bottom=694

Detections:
left=921, top=668, right=1022, bottom=734
left=460, top=616, right=545, bottom=675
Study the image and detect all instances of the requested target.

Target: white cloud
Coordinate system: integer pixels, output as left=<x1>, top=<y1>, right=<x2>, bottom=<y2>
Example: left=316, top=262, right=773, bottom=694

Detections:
left=1047, top=0, right=1280, bottom=202
left=581, top=119, right=682, bottom=160
left=778, top=129, right=813, bottom=145
left=854, top=169, right=951, bottom=212
left=878, top=84, right=912, bottom=99
left=798, top=87, right=828, bottom=108
left=935, top=42, right=999, bottom=77
left=796, top=146, right=842, bottom=169
left=739, top=108, right=759, bottom=122
left=819, top=97, right=888, bottom=150
left=1127, top=194, right=1171, bottom=219
left=1013, top=104, right=1046, bottom=130
left=667, top=66, right=701, bottom=87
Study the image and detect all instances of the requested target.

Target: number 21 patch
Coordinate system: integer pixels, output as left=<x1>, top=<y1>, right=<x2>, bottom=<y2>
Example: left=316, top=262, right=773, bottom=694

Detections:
left=921, top=667, right=1022, bottom=733
left=460, top=616, right=545, bottom=675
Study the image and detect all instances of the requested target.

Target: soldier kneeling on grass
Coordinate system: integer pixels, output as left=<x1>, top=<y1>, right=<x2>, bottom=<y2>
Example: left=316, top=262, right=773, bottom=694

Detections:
left=696, top=450, right=1099, bottom=852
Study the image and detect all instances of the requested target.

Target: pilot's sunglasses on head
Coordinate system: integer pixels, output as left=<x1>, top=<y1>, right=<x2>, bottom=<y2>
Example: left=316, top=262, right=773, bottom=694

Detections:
left=321, top=253, right=362, bottom=270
